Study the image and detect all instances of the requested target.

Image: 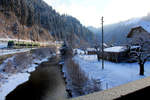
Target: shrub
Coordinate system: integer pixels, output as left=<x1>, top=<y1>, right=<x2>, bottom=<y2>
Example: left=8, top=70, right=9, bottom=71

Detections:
left=3, top=60, right=17, bottom=73
left=13, top=52, right=32, bottom=71
left=31, top=47, right=56, bottom=59
left=65, top=58, right=102, bottom=97
left=65, top=58, right=88, bottom=96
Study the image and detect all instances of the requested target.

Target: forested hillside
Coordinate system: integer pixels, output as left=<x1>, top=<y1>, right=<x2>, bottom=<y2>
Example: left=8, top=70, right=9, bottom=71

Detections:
left=0, top=0, right=94, bottom=47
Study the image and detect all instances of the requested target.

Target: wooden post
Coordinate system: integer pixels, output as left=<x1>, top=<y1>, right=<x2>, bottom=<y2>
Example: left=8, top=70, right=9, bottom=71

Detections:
left=101, top=16, right=104, bottom=69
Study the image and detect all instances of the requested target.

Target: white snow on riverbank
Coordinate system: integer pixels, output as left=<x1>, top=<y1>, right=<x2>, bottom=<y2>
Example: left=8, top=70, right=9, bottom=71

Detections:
left=24, top=57, right=49, bottom=73
left=74, top=55, right=150, bottom=90
left=0, top=73, right=30, bottom=100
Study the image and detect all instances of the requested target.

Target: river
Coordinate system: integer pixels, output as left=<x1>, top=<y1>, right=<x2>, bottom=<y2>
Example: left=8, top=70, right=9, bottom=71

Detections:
left=6, top=56, right=67, bottom=100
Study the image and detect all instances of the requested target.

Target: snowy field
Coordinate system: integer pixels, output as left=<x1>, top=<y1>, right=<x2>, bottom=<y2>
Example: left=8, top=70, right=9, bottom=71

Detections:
left=74, top=55, right=150, bottom=90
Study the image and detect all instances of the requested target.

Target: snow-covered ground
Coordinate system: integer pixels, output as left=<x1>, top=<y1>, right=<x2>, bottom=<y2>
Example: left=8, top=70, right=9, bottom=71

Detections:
left=74, top=55, right=150, bottom=90
left=0, top=73, right=30, bottom=100
left=0, top=48, right=33, bottom=56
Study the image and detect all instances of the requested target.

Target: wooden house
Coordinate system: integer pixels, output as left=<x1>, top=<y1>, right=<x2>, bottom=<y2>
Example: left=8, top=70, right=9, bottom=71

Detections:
left=87, top=48, right=97, bottom=55
left=127, top=26, right=150, bottom=38
left=127, top=26, right=150, bottom=45
left=127, top=26, right=150, bottom=50
left=99, top=46, right=130, bottom=62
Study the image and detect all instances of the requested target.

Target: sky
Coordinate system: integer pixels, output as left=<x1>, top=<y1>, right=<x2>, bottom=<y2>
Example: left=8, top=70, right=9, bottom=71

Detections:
left=43, top=0, right=150, bottom=27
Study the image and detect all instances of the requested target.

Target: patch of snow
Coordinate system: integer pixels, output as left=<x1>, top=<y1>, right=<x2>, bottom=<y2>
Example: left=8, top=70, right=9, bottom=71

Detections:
left=103, top=43, right=108, bottom=47
left=24, top=57, right=49, bottom=73
left=33, top=57, right=49, bottom=64
left=23, top=64, right=37, bottom=73
left=0, top=42, right=7, bottom=49
left=0, top=56, right=15, bottom=71
left=74, top=55, right=150, bottom=90
left=130, top=46, right=140, bottom=49
left=0, top=48, right=32, bottom=56
left=0, top=73, right=30, bottom=100
left=104, top=46, right=127, bottom=52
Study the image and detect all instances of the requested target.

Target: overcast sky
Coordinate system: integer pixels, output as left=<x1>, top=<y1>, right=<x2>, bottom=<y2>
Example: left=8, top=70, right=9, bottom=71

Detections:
left=43, top=0, right=150, bottom=27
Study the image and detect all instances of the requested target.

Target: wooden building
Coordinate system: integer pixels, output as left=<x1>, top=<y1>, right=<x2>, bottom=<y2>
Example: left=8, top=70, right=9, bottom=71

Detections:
left=100, top=46, right=130, bottom=62
left=127, top=26, right=150, bottom=45
left=87, top=48, right=97, bottom=55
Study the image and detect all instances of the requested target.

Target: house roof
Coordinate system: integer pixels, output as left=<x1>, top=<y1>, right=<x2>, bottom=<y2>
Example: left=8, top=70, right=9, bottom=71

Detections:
left=127, top=26, right=149, bottom=38
left=104, top=46, right=128, bottom=53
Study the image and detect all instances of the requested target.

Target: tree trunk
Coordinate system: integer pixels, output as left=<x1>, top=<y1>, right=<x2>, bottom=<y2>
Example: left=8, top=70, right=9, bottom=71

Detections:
left=97, top=54, right=100, bottom=61
left=139, top=63, right=144, bottom=76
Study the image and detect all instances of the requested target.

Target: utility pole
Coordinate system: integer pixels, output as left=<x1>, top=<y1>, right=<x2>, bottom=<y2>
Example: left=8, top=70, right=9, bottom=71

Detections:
left=18, top=32, right=19, bottom=45
left=101, top=16, right=104, bottom=69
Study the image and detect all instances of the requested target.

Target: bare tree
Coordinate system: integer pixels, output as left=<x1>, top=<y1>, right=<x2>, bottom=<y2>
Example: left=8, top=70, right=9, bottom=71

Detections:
left=129, top=37, right=150, bottom=75
left=94, top=43, right=101, bottom=61
left=93, top=35, right=101, bottom=61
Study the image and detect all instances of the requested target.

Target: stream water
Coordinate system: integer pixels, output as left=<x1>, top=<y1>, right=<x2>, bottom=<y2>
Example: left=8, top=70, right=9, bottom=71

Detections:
left=6, top=56, right=67, bottom=100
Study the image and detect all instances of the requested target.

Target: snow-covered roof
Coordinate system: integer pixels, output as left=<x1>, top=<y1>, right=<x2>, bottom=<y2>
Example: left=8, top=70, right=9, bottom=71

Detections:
left=103, top=43, right=108, bottom=47
left=104, top=46, right=127, bottom=53
left=130, top=46, right=140, bottom=49
left=87, top=48, right=96, bottom=51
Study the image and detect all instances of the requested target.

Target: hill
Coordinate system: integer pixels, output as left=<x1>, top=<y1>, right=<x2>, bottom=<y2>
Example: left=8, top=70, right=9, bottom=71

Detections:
left=0, top=0, right=95, bottom=47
